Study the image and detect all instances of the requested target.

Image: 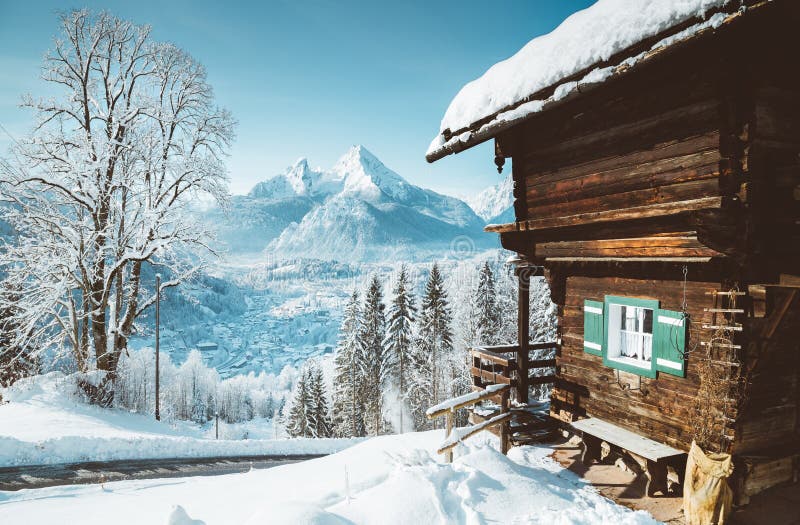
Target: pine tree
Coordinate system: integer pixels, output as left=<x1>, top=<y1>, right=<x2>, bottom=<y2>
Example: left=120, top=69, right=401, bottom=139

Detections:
left=332, top=289, right=365, bottom=437
left=411, top=263, right=454, bottom=429
left=474, top=261, right=500, bottom=345
left=308, top=364, right=332, bottom=438
left=285, top=369, right=311, bottom=437
left=265, top=391, right=275, bottom=419
left=384, top=265, right=416, bottom=432
left=359, top=275, right=389, bottom=435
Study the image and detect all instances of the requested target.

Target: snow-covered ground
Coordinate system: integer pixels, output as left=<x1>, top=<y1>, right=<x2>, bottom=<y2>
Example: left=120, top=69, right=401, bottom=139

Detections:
left=0, top=372, right=357, bottom=467
left=0, top=429, right=660, bottom=525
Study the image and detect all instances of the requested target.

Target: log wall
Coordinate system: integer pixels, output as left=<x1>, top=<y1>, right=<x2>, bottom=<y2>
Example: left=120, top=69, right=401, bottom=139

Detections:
left=500, top=38, right=734, bottom=259
left=551, top=274, right=719, bottom=452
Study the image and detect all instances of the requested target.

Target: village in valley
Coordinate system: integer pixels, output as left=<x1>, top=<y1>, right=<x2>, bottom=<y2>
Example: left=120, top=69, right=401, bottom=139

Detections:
left=0, top=1, right=798, bottom=524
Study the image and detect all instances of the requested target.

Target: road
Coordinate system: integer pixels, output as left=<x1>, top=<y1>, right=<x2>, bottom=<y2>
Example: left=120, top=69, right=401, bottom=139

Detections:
left=0, top=454, right=325, bottom=491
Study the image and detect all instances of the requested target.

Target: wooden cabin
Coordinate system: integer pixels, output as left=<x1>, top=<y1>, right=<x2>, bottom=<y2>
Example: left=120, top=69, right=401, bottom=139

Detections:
left=427, top=0, right=799, bottom=504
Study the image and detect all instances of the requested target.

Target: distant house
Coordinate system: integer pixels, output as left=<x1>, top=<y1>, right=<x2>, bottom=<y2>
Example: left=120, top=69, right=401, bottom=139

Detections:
left=427, top=0, right=799, bottom=504
left=196, top=341, right=218, bottom=353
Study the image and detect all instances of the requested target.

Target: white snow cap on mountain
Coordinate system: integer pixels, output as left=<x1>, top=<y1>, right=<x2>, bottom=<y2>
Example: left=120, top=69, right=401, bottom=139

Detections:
left=248, top=157, right=326, bottom=199
left=332, top=145, right=412, bottom=203
left=429, top=0, right=740, bottom=156
left=250, top=145, right=410, bottom=202
left=466, top=174, right=514, bottom=221
left=254, top=145, right=491, bottom=262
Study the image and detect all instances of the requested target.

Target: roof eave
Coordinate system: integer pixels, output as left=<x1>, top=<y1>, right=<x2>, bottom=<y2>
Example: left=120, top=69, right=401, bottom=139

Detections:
left=426, top=1, right=767, bottom=164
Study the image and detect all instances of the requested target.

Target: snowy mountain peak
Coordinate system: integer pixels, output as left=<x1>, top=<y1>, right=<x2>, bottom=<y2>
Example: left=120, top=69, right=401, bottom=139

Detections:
left=332, top=145, right=409, bottom=202
left=248, top=158, right=325, bottom=200
left=284, top=157, right=315, bottom=195
left=467, top=174, right=514, bottom=222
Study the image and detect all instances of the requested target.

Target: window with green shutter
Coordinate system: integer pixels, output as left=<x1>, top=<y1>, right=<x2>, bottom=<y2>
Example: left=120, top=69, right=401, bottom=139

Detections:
left=602, top=295, right=659, bottom=378
left=582, top=294, right=690, bottom=379
left=653, top=309, right=687, bottom=377
left=583, top=299, right=604, bottom=356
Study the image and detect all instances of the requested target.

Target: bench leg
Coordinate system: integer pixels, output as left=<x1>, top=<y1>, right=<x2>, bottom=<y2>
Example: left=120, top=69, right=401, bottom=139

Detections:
left=580, top=434, right=602, bottom=464
left=645, top=459, right=668, bottom=497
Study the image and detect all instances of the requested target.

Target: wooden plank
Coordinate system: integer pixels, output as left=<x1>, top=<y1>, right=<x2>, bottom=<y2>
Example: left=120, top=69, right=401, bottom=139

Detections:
left=523, top=196, right=723, bottom=230
left=437, top=412, right=513, bottom=455
left=528, top=374, right=557, bottom=386
left=525, top=154, right=720, bottom=207
left=528, top=177, right=720, bottom=220
left=571, top=417, right=685, bottom=461
left=524, top=132, right=721, bottom=194
left=528, top=358, right=557, bottom=369
left=471, top=367, right=514, bottom=386
left=535, top=235, right=721, bottom=258
left=477, top=344, right=522, bottom=354
left=426, top=384, right=510, bottom=419
left=545, top=256, right=713, bottom=263
left=484, top=222, right=519, bottom=233
left=471, top=348, right=516, bottom=368
left=528, top=341, right=559, bottom=351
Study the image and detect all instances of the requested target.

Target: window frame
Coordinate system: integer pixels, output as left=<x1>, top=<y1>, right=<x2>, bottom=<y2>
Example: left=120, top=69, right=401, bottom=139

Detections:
left=602, top=295, right=660, bottom=378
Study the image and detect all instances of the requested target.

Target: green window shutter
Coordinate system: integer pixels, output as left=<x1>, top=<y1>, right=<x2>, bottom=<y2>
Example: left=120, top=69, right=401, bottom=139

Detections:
left=654, top=309, right=687, bottom=377
left=583, top=299, right=604, bottom=356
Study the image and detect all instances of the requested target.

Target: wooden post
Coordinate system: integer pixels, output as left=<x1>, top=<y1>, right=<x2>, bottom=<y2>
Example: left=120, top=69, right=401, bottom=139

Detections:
left=445, top=412, right=454, bottom=463
left=517, top=265, right=531, bottom=405
left=500, top=388, right=510, bottom=455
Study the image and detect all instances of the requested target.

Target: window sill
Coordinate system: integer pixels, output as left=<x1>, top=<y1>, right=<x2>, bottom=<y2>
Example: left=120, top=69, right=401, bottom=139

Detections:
left=607, top=356, right=652, bottom=370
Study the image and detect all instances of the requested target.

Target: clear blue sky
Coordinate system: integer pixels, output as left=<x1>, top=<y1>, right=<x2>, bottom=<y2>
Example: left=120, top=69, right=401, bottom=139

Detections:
left=0, top=0, right=594, bottom=196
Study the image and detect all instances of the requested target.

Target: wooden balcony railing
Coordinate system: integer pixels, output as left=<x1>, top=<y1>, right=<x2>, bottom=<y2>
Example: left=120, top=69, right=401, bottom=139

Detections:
left=470, top=341, right=559, bottom=402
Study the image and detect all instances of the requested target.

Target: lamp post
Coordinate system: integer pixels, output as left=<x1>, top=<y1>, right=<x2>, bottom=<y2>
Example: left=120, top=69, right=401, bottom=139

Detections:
left=155, top=273, right=161, bottom=421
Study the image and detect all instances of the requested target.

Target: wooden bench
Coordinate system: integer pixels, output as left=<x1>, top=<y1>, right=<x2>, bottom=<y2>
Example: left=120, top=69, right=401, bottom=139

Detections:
left=571, top=417, right=686, bottom=497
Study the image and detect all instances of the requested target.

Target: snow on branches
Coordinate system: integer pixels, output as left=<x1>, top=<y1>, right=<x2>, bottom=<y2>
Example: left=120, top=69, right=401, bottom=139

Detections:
left=0, top=10, right=235, bottom=393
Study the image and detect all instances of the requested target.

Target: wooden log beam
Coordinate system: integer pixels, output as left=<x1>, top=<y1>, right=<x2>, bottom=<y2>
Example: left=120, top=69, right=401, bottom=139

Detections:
left=528, top=178, right=719, bottom=220
left=475, top=343, right=521, bottom=354
left=523, top=196, right=723, bottom=230
left=535, top=234, right=722, bottom=259
left=426, top=384, right=510, bottom=419
left=471, top=348, right=517, bottom=368
left=485, top=222, right=521, bottom=233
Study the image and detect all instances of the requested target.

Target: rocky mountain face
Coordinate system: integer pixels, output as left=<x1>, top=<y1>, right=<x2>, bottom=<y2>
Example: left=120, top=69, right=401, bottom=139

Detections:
left=210, top=145, right=495, bottom=262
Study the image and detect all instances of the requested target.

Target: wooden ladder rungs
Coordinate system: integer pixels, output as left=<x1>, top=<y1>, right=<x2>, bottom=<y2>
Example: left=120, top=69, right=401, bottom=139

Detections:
left=706, top=291, right=747, bottom=296
left=701, top=341, right=742, bottom=349
left=702, top=324, right=743, bottom=331
left=707, top=359, right=742, bottom=367
left=704, top=308, right=745, bottom=313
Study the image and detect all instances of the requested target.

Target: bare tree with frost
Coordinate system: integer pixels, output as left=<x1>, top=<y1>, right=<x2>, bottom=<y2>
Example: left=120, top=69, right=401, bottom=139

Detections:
left=0, top=10, right=234, bottom=399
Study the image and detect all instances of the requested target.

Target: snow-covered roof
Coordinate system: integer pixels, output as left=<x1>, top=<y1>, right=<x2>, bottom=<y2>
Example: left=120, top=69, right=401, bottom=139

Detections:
left=426, top=0, right=767, bottom=163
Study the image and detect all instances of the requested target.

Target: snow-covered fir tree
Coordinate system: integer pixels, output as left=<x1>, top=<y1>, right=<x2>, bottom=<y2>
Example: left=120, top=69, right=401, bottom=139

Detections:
left=474, top=261, right=500, bottom=345
left=307, top=363, right=333, bottom=438
left=359, top=275, right=390, bottom=435
left=285, top=369, right=311, bottom=438
left=410, top=263, right=454, bottom=429
left=332, top=289, right=366, bottom=438
left=384, top=265, right=416, bottom=433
